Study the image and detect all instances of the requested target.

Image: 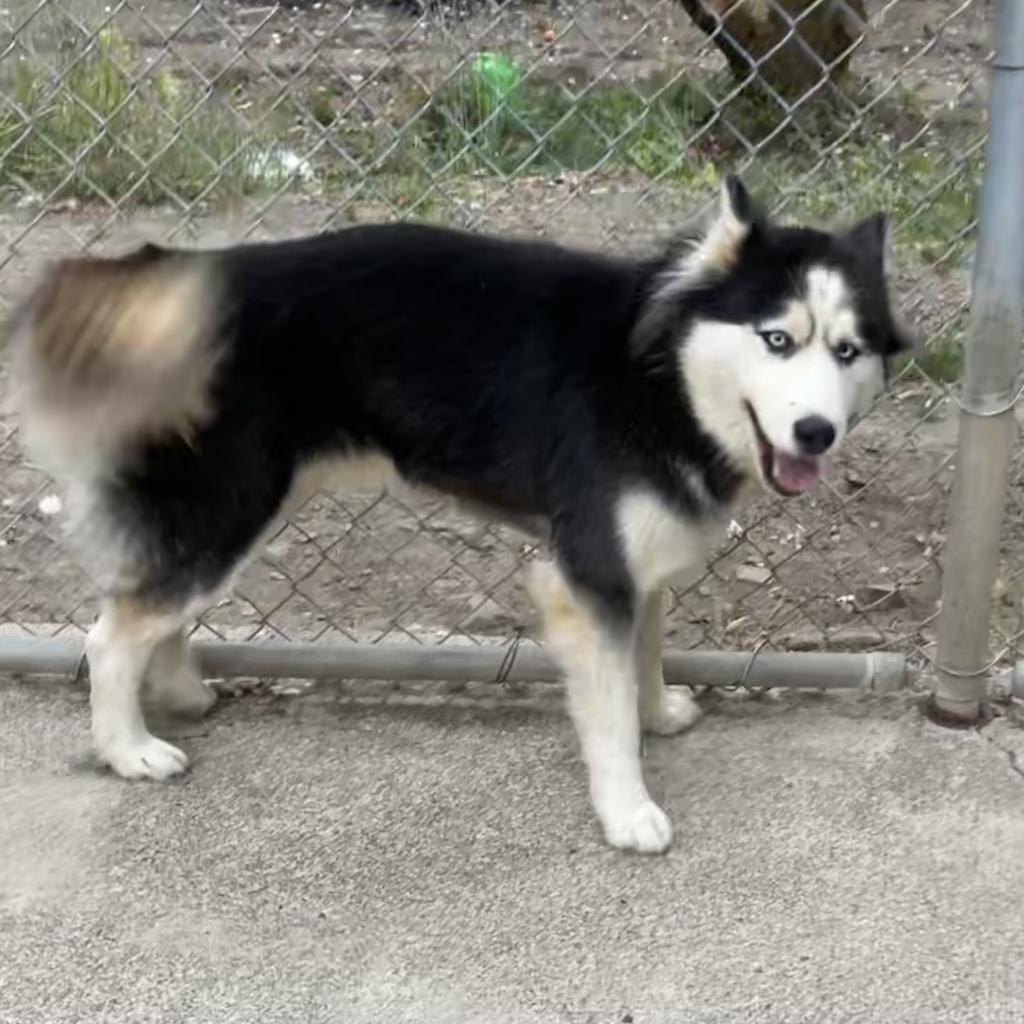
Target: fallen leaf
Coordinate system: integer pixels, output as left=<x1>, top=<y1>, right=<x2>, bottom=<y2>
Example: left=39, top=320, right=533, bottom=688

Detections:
left=735, top=564, right=772, bottom=585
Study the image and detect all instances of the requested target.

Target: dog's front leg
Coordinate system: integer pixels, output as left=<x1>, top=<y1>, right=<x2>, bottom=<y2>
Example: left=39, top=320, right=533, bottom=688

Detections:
left=529, top=563, right=672, bottom=854
left=572, top=621, right=673, bottom=855
left=636, top=588, right=702, bottom=736
left=87, top=598, right=190, bottom=780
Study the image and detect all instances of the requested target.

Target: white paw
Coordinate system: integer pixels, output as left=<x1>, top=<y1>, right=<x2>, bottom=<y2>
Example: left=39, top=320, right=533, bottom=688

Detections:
left=600, top=798, right=673, bottom=854
left=97, top=734, right=189, bottom=781
left=642, top=686, right=702, bottom=736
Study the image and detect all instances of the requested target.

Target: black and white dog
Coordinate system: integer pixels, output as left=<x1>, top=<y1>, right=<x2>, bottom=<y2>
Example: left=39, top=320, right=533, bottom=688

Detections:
left=11, top=177, right=911, bottom=853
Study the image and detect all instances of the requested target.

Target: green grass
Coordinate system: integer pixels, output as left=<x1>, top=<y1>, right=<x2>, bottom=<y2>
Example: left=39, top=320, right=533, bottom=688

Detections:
left=0, top=29, right=981, bottom=273
left=382, top=62, right=979, bottom=267
left=912, top=338, right=965, bottom=384
left=892, top=310, right=968, bottom=385
left=408, top=70, right=718, bottom=181
left=0, top=27, right=271, bottom=204
left=771, top=143, right=981, bottom=265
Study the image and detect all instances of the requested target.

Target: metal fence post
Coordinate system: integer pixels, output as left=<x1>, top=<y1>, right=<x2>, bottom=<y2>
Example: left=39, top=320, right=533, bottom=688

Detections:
left=932, top=0, right=1024, bottom=722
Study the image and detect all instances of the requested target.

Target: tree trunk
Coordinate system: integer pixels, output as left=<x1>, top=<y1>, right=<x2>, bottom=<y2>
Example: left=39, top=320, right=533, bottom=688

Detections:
left=677, top=0, right=869, bottom=95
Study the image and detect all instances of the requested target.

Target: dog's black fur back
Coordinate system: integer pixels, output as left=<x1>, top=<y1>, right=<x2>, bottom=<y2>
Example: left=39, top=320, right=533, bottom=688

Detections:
left=16, top=202, right=909, bottom=623
left=93, top=225, right=736, bottom=612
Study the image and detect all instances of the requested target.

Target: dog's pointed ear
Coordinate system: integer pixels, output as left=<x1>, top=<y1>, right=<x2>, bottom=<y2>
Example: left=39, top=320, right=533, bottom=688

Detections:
left=846, top=212, right=892, bottom=275
left=698, top=174, right=759, bottom=275
left=846, top=211, right=916, bottom=357
left=665, top=174, right=760, bottom=285
left=723, top=174, right=755, bottom=227
left=887, top=317, right=918, bottom=357
left=630, top=175, right=761, bottom=356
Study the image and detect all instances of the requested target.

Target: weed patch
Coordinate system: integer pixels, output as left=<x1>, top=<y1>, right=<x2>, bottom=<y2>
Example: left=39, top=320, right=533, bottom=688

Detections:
left=0, top=28, right=270, bottom=204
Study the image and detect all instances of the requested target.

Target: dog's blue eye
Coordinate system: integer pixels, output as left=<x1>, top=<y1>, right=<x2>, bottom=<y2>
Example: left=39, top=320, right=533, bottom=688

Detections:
left=760, top=330, right=794, bottom=354
left=835, top=341, right=859, bottom=364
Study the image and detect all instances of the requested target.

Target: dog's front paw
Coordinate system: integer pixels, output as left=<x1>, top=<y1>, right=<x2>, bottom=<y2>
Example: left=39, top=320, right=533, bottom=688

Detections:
left=642, top=686, right=702, bottom=736
left=97, top=734, right=189, bottom=781
left=600, top=798, right=673, bottom=854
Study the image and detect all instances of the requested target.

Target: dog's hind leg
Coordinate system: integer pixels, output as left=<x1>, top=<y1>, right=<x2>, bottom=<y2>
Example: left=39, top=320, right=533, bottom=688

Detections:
left=636, top=589, right=701, bottom=736
left=144, top=629, right=217, bottom=720
left=528, top=562, right=672, bottom=855
left=87, top=597, right=191, bottom=780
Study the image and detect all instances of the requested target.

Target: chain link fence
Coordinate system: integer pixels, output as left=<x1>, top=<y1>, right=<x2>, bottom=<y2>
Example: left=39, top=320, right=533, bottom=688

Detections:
left=0, top=0, right=996, bottom=685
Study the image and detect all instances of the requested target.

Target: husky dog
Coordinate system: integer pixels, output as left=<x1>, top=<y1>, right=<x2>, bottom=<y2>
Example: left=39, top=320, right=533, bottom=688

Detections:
left=10, top=177, right=910, bottom=853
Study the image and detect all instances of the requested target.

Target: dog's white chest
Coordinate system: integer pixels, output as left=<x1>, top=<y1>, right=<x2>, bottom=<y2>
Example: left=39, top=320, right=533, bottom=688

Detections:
left=615, top=489, right=726, bottom=593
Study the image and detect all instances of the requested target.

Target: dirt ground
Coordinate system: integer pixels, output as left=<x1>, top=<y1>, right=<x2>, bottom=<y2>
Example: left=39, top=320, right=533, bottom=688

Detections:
left=0, top=0, right=1008, bottom=672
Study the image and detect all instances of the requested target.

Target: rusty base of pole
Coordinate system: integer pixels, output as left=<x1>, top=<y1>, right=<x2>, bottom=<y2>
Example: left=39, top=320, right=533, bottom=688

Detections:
left=920, top=695, right=993, bottom=730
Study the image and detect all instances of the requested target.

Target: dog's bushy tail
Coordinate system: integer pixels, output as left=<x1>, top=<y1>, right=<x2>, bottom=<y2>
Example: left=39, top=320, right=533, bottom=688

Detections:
left=9, top=245, right=222, bottom=473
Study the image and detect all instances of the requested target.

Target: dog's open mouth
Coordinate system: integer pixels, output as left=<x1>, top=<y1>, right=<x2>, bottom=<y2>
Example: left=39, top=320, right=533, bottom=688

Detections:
left=743, top=401, right=822, bottom=497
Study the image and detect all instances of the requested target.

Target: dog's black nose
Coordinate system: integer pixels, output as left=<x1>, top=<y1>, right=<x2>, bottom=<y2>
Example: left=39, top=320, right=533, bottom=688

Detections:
left=793, top=415, right=836, bottom=455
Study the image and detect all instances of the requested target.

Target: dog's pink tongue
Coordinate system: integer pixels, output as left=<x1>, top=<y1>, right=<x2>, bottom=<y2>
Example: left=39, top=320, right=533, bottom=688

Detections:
left=774, top=452, right=822, bottom=493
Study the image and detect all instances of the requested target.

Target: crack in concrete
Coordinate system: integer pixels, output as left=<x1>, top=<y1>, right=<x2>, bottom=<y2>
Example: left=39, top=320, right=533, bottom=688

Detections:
left=978, top=718, right=1024, bottom=782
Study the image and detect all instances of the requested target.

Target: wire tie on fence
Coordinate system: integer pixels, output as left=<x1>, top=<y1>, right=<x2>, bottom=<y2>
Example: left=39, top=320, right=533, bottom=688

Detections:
left=953, top=378, right=1024, bottom=418
left=737, top=639, right=770, bottom=695
left=72, top=646, right=88, bottom=687
left=494, top=627, right=524, bottom=685
left=930, top=654, right=1003, bottom=680
left=736, top=636, right=771, bottom=695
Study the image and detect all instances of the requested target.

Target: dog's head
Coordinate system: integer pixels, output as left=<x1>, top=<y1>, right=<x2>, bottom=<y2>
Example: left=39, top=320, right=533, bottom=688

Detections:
left=635, top=176, right=913, bottom=498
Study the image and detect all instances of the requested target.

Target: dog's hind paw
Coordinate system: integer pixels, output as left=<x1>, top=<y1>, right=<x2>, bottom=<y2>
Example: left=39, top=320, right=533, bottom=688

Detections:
left=147, top=670, right=217, bottom=720
left=170, top=680, right=217, bottom=719
left=642, top=686, right=702, bottom=736
left=97, top=735, right=189, bottom=781
left=600, top=799, right=673, bottom=854
left=145, top=635, right=217, bottom=719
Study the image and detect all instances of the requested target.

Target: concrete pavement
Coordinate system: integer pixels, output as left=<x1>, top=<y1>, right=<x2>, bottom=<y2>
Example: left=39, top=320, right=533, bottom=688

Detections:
left=3, top=676, right=1024, bottom=1024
